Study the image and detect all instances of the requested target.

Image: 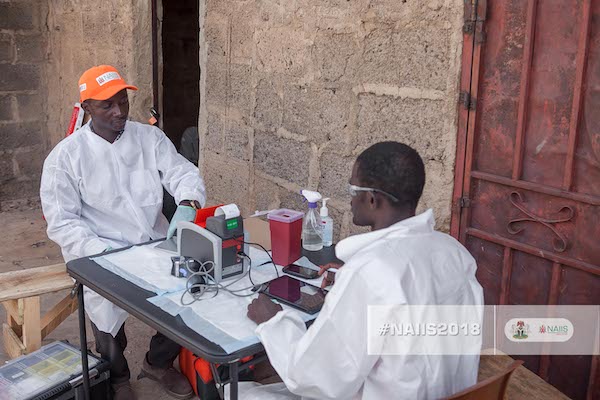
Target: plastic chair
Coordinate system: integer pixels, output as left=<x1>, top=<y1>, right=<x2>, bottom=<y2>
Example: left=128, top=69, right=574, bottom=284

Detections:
left=445, top=359, right=524, bottom=400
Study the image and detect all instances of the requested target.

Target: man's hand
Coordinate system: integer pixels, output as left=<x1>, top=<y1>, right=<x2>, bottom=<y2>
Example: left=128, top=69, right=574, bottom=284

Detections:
left=247, top=293, right=283, bottom=325
left=318, top=262, right=343, bottom=288
left=166, top=200, right=200, bottom=239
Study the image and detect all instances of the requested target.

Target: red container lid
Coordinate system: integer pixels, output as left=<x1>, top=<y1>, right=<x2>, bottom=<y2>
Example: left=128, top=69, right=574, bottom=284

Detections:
left=267, top=209, right=304, bottom=223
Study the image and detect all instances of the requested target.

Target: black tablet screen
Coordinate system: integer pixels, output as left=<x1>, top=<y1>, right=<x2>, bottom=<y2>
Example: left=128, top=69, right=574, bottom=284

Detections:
left=262, top=275, right=328, bottom=314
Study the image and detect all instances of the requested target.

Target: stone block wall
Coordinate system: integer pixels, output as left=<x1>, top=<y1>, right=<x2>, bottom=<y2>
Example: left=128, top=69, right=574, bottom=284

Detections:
left=0, top=0, right=153, bottom=209
left=0, top=0, right=48, bottom=210
left=46, top=0, right=152, bottom=148
left=199, top=0, right=465, bottom=238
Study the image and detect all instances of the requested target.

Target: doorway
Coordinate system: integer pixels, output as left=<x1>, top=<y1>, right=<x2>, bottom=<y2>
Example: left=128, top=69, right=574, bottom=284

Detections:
left=161, top=0, right=200, bottom=150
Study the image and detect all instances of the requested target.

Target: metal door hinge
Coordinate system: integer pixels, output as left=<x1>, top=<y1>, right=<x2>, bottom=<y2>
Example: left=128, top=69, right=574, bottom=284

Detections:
left=459, top=197, right=471, bottom=208
left=475, top=30, right=487, bottom=44
left=459, top=92, right=477, bottom=110
left=478, top=0, right=488, bottom=22
left=464, top=0, right=487, bottom=38
left=463, top=21, right=475, bottom=35
left=463, top=0, right=476, bottom=33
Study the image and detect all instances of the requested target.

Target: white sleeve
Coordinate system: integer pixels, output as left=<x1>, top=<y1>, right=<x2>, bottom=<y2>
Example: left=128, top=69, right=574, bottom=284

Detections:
left=255, top=267, right=382, bottom=399
left=153, top=128, right=206, bottom=206
left=40, top=157, right=109, bottom=258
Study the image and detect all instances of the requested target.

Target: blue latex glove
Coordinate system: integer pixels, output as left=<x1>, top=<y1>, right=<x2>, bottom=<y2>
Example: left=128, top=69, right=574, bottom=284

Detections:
left=166, top=204, right=197, bottom=239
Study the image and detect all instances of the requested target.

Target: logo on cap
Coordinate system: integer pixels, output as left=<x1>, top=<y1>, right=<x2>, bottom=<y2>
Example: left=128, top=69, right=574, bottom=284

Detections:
left=78, top=65, right=138, bottom=102
left=96, top=72, right=121, bottom=86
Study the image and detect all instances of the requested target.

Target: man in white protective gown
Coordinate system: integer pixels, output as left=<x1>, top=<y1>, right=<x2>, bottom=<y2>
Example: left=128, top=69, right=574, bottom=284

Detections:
left=40, top=65, right=205, bottom=400
left=242, top=141, right=484, bottom=400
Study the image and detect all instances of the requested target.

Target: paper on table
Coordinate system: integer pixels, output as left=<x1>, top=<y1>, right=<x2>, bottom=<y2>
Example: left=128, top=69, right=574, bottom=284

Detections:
left=149, top=288, right=315, bottom=353
left=247, top=245, right=273, bottom=268
left=147, top=246, right=325, bottom=353
left=92, top=242, right=186, bottom=295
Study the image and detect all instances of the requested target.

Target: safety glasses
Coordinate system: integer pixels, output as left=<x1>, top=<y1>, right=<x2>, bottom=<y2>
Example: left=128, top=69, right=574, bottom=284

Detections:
left=348, top=184, right=400, bottom=203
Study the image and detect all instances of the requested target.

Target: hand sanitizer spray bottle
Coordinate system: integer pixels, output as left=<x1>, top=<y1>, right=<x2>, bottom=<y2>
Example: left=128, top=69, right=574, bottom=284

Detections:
left=301, top=190, right=323, bottom=251
left=320, top=198, right=333, bottom=247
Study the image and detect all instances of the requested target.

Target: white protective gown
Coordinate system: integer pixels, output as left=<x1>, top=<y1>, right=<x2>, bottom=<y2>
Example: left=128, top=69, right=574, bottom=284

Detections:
left=251, top=210, right=484, bottom=400
left=40, top=120, right=206, bottom=336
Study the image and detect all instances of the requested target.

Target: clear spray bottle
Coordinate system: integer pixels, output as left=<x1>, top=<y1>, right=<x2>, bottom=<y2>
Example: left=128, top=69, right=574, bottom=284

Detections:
left=301, top=190, right=323, bottom=251
left=320, top=198, right=333, bottom=246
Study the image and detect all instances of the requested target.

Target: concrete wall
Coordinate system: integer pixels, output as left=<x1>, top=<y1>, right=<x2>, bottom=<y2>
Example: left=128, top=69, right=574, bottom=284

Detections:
left=46, top=0, right=153, bottom=149
left=199, top=0, right=464, bottom=238
left=0, top=0, right=153, bottom=210
left=0, top=0, right=49, bottom=211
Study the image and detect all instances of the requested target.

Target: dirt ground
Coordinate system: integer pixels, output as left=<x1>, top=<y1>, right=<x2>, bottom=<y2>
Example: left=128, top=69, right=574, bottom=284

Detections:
left=0, top=208, right=183, bottom=399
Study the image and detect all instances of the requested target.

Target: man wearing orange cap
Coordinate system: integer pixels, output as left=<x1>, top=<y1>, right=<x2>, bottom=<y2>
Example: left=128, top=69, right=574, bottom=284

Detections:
left=40, top=65, right=204, bottom=400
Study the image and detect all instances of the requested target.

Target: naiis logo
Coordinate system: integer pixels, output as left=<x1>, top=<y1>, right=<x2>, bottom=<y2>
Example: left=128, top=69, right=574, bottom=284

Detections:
left=505, top=318, right=574, bottom=343
left=540, top=324, right=569, bottom=335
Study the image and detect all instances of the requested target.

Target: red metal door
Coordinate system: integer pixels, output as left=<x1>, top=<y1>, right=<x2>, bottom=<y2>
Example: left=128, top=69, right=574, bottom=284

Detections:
left=452, top=1, right=600, bottom=398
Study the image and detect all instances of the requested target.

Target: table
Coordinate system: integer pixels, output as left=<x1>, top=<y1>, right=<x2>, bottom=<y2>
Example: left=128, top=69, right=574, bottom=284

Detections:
left=67, top=241, right=340, bottom=400
left=67, top=237, right=570, bottom=400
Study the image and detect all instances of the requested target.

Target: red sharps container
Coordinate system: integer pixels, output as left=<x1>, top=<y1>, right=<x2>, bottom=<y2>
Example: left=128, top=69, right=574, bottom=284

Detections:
left=267, top=209, right=304, bottom=266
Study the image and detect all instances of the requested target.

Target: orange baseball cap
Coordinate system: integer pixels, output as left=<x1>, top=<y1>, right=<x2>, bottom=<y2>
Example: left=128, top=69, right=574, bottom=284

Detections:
left=78, top=65, right=138, bottom=102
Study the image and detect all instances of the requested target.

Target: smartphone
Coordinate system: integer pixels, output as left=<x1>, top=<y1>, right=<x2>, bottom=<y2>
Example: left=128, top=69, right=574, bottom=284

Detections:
left=282, top=263, right=319, bottom=279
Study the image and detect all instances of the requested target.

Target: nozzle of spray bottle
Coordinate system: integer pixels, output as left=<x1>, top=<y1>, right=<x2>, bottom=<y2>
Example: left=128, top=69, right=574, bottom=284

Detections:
left=301, top=189, right=322, bottom=209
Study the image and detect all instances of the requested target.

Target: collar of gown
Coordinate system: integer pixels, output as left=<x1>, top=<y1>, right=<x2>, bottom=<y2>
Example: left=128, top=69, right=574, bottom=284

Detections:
left=82, top=120, right=129, bottom=145
left=335, top=209, right=436, bottom=263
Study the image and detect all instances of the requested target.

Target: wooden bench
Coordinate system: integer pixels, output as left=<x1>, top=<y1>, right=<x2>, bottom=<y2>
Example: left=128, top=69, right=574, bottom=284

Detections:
left=0, top=264, right=77, bottom=359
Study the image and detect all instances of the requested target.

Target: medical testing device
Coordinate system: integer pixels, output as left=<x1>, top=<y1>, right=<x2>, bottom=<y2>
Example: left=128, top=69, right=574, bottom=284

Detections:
left=176, top=214, right=249, bottom=283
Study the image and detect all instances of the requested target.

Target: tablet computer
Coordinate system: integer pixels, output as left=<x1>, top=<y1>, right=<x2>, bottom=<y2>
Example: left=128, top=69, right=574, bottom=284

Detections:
left=261, top=275, right=328, bottom=314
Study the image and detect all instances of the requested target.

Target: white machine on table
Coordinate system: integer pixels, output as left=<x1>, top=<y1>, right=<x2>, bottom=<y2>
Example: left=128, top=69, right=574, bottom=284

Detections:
left=176, top=204, right=250, bottom=283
